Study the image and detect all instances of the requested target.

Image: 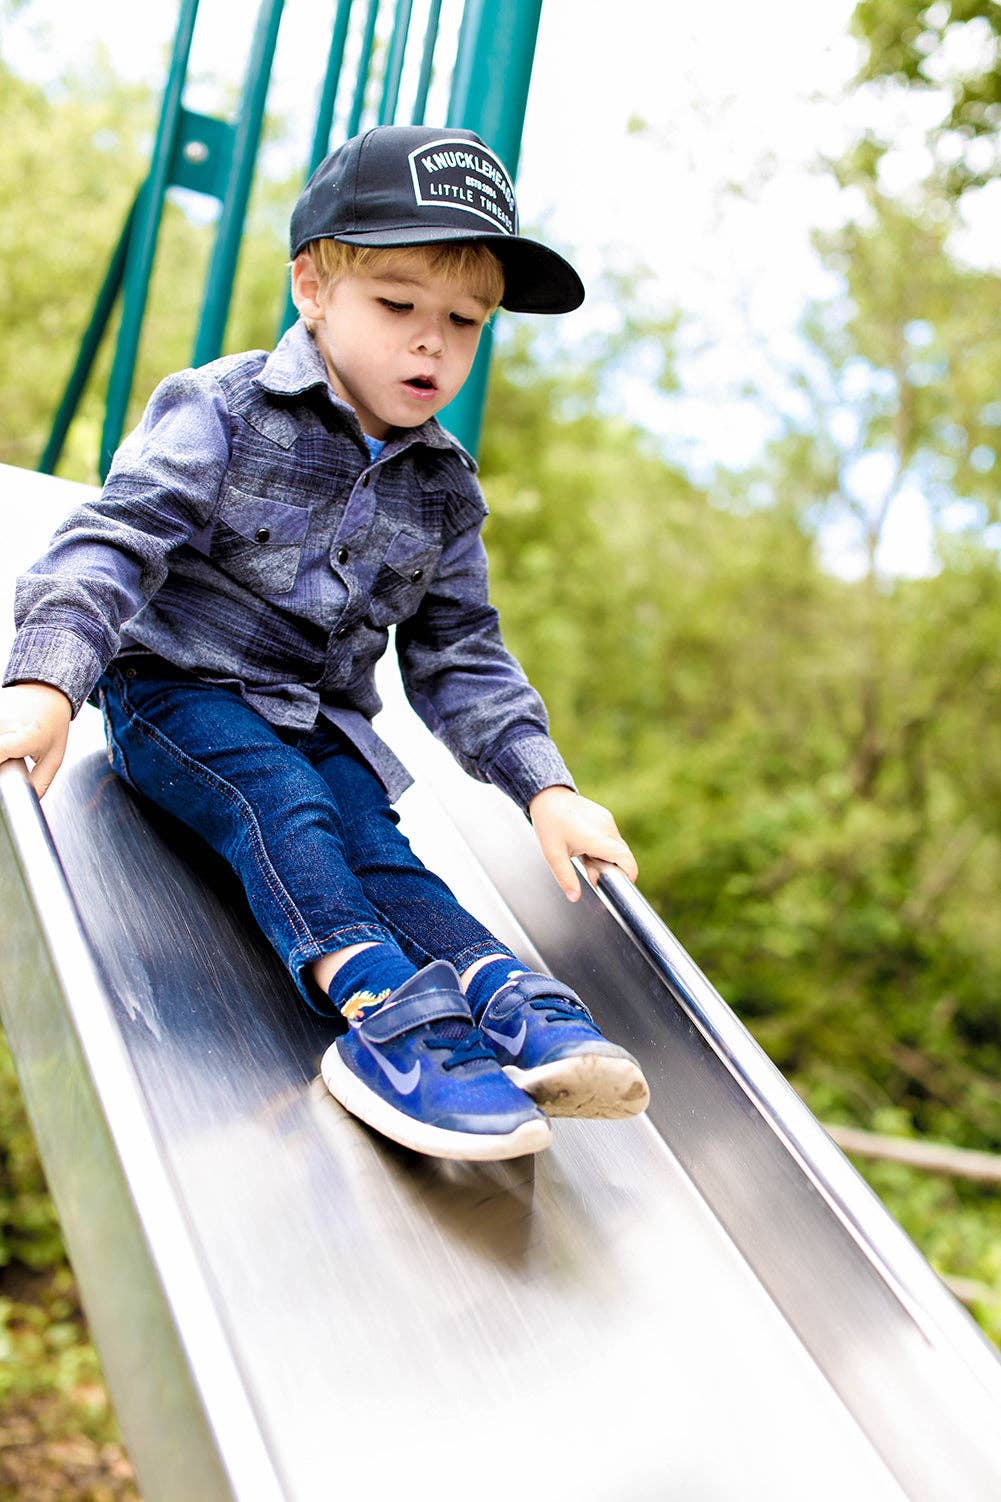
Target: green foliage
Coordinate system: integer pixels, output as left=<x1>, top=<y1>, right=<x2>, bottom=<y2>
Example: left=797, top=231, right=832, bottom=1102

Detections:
left=812, top=177, right=1001, bottom=523
left=1, top=1031, right=134, bottom=1493
left=0, top=10, right=1000, bottom=1456
left=852, top=0, right=1001, bottom=191
left=484, top=371, right=1001, bottom=1126
left=819, top=1105, right=1001, bottom=1342
left=853, top=0, right=1001, bottom=101
left=1, top=1266, right=106, bottom=1414
left=480, top=295, right=1001, bottom=1315
left=0, top=1031, right=62, bottom=1272
left=0, top=58, right=150, bottom=473
left=0, top=1266, right=136, bottom=1499
left=0, top=56, right=292, bottom=485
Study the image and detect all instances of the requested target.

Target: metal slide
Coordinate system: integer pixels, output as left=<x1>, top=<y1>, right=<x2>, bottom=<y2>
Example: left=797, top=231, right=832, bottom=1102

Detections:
left=2, top=466, right=1001, bottom=1502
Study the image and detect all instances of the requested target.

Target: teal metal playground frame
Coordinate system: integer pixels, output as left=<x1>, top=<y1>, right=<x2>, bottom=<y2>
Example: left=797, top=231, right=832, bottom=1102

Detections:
left=40, top=0, right=545, bottom=478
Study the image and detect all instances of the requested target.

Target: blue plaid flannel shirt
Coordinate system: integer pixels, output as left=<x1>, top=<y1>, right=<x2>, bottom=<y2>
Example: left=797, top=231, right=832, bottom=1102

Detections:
left=5, top=321, right=574, bottom=808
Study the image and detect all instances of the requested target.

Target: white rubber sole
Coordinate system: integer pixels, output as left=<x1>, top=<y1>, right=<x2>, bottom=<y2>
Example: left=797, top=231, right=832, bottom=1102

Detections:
left=505, top=1054, right=651, bottom=1119
left=320, top=1043, right=552, bottom=1161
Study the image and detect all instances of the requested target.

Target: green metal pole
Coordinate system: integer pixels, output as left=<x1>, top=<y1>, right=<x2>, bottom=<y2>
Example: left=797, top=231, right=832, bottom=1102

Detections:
left=439, top=0, right=544, bottom=455
left=346, top=0, right=381, bottom=139
left=278, top=0, right=355, bottom=336
left=40, top=195, right=138, bottom=474
left=448, top=0, right=543, bottom=167
left=193, top=0, right=285, bottom=366
left=378, top=0, right=413, bottom=122
left=308, top=0, right=355, bottom=167
left=410, top=0, right=442, bottom=124
left=100, top=0, right=200, bottom=478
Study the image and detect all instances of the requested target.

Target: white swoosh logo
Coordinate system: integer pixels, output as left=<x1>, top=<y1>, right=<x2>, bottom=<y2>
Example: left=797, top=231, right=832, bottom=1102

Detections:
left=481, top=1019, right=527, bottom=1056
left=359, top=1035, right=421, bottom=1094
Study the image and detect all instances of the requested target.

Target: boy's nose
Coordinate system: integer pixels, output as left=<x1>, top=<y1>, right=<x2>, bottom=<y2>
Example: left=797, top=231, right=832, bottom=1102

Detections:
left=413, top=317, right=445, bottom=355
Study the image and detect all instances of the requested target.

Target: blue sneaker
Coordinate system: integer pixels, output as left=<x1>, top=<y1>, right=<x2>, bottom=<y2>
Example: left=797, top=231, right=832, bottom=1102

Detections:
left=320, top=961, right=550, bottom=1160
left=478, top=973, right=650, bottom=1119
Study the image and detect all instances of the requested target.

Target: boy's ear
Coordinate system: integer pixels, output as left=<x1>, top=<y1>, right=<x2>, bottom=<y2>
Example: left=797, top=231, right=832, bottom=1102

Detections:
left=290, top=252, right=325, bottom=319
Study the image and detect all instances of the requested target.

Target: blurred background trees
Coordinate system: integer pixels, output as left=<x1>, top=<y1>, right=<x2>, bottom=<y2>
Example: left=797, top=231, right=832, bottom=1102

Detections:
left=853, top=0, right=1001, bottom=194
left=1, top=2, right=1001, bottom=1489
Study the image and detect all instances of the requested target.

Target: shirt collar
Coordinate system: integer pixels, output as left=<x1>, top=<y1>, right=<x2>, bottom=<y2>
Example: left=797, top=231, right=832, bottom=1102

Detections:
left=255, top=319, right=477, bottom=471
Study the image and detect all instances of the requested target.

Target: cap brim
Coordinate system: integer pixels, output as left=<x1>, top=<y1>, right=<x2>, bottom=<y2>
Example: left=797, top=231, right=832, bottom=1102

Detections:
left=324, top=225, right=584, bottom=314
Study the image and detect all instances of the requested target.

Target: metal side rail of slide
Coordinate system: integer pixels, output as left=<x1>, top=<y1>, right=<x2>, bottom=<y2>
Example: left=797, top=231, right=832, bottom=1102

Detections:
left=2, top=466, right=1001, bottom=1502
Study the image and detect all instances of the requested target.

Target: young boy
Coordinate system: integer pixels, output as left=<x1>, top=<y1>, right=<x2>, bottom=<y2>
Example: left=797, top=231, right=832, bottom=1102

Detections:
left=0, top=124, right=649, bottom=1161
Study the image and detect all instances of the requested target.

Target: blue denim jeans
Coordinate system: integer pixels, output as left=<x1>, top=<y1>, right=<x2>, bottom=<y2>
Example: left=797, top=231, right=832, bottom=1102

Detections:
left=96, top=662, right=508, bottom=1012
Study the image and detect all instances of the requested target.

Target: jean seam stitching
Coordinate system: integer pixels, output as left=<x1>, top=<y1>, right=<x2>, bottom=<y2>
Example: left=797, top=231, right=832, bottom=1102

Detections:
left=360, top=887, right=451, bottom=966
left=452, top=941, right=514, bottom=972
left=119, top=682, right=313, bottom=947
left=286, top=925, right=389, bottom=968
left=360, top=890, right=503, bottom=971
left=99, top=686, right=135, bottom=788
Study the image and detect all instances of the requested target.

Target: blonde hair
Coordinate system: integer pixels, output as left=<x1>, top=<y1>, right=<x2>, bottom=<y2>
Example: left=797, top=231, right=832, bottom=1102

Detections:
left=304, top=237, right=505, bottom=312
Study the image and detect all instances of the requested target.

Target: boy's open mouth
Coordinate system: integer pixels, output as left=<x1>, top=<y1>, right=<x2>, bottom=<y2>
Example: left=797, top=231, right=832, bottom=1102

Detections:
left=404, top=375, right=437, bottom=392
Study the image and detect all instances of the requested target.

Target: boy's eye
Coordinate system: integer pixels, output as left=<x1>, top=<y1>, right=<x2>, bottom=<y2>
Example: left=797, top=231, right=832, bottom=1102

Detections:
left=379, top=299, right=412, bottom=313
left=450, top=313, right=479, bottom=328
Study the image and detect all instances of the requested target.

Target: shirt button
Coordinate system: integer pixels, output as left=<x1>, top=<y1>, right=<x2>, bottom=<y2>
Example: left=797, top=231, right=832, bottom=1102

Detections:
left=336, top=546, right=349, bottom=565
left=361, top=475, right=371, bottom=488
left=335, top=624, right=350, bottom=638
left=255, top=527, right=270, bottom=544
left=410, top=567, right=424, bottom=582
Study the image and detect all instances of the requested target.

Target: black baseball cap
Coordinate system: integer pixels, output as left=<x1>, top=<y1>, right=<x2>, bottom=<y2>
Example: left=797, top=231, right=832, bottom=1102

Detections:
left=289, top=125, right=584, bottom=315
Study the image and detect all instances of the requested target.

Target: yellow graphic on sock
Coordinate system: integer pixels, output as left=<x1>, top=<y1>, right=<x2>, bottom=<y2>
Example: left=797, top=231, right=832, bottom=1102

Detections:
left=341, top=988, right=392, bottom=1024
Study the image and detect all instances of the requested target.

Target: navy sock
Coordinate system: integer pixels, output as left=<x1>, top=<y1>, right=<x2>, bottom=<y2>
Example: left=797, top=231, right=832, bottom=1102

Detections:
left=328, top=943, right=415, bottom=1022
left=465, top=955, right=526, bottom=1021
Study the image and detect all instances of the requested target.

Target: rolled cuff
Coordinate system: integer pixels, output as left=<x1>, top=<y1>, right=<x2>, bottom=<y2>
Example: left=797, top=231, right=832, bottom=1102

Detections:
left=4, top=627, right=104, bottom=716
left=483, top=733, right=576, bottom=811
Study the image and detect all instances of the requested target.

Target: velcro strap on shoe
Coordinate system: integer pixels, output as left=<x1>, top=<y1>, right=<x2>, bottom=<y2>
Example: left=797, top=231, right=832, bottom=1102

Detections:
left=483, top=973, right=592, bottom=1024
left=361, top=988, right=472, bottom=1043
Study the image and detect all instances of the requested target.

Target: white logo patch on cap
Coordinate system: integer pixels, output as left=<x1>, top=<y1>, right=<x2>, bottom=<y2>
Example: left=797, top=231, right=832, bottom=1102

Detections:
left=408, top=138, right=518, bottom=236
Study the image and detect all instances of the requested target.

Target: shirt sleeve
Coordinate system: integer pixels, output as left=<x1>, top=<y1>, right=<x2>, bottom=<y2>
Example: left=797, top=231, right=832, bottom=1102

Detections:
left=4, top=369, right=231, bottom=713
left=394, top=519, right=576, bottom=811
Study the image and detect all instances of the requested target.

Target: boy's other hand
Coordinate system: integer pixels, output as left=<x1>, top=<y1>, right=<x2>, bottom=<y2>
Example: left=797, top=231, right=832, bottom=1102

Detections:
left=529, top=785, right=638, bottom=903
left=0, top=682, right=73, bottom=798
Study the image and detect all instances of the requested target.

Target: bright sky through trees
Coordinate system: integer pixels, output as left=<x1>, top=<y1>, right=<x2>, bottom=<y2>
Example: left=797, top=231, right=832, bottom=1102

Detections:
left=4, top=0, right=859, bottom=451
left=10, top=0, right=999, bottom=576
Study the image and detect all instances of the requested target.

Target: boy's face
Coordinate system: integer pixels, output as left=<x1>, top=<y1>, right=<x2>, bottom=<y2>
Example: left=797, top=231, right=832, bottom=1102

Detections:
left=292, top=254, right=491, bottom=439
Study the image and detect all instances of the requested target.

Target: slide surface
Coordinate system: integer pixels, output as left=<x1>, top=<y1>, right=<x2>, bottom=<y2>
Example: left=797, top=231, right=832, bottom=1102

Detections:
left=2, top=466, right=1000, bottom=1502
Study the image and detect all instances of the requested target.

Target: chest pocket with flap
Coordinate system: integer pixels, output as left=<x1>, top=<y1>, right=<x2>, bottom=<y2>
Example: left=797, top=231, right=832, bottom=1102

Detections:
left=366, top=529, right=441, bottom=627
left=211, top=486, right=310, bottom=596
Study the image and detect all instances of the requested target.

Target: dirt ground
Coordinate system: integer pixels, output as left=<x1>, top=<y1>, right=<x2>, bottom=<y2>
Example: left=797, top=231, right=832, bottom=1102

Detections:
left=0, top=1398, right=139, bottom=1502
left=0, top=1265, right=140, bottom=1502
